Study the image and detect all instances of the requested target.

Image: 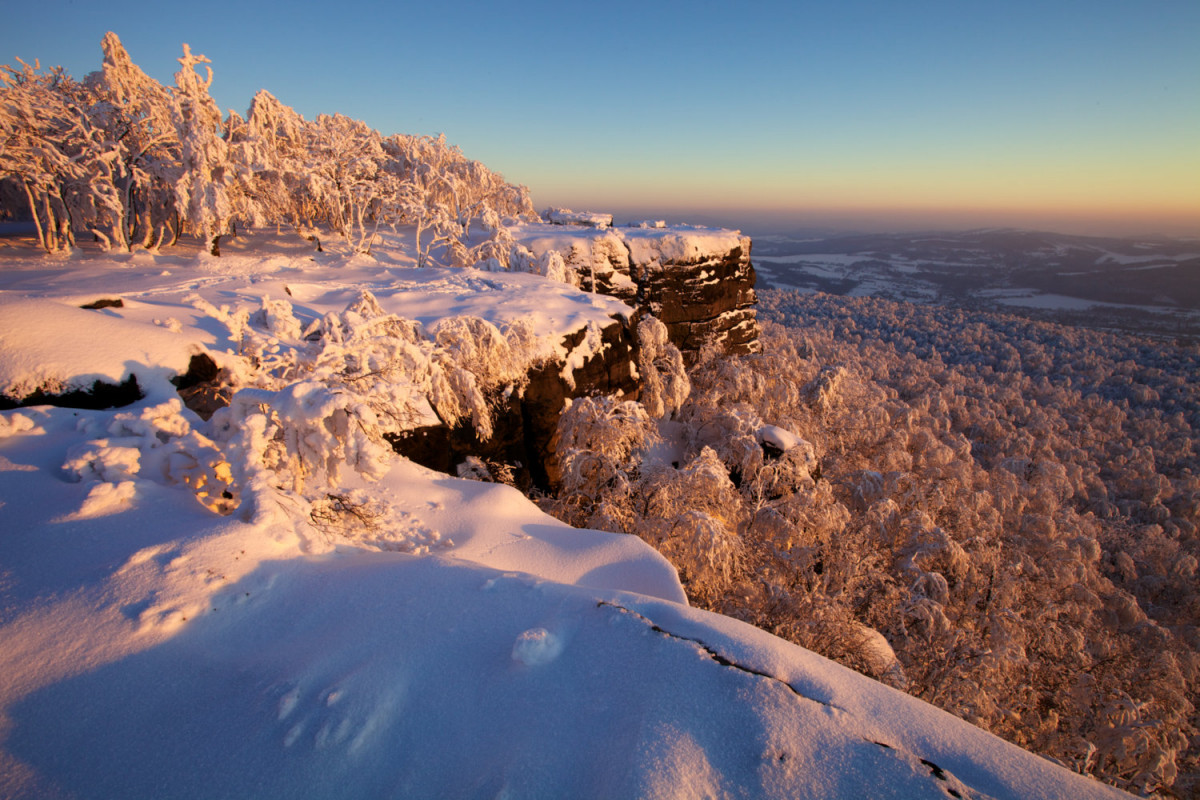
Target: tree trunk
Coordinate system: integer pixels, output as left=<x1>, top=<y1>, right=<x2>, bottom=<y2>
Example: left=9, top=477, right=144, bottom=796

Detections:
left=41, top=193, right=58, bottom=252
left=22, top=180, right=48, bottom=253
left=55, top=187, right=76, bottom=249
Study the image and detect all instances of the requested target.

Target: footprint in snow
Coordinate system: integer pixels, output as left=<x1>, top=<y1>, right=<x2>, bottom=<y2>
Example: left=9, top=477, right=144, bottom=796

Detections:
left=276, top=681, right=405, bottom=756
left=512, top=628, right=563, bottom=666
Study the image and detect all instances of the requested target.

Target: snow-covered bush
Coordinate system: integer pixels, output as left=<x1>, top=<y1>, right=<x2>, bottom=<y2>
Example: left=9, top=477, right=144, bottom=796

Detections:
left=636, top=315, right=689, bottom=420
left=63, top=399, right=236, bottom=514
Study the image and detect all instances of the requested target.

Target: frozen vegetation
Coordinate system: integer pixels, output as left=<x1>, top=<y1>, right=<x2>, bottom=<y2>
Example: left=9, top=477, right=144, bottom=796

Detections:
left=546, top=287, right=1199, bottom=796
left=1, top=31, right=1190, bottom=799
left=0, top=234, right=1135, bottom=799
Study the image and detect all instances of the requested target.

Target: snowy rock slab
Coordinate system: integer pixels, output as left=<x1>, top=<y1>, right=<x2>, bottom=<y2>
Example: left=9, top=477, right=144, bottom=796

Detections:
left=511, top=221, right=761, bottom=360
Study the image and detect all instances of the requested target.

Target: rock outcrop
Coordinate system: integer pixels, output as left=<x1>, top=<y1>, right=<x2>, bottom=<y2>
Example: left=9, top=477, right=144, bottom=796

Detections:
left=391, top=219, right=762, bottom=487
left=624, top=229, right=759, bottom=360
left=513, top=221, right=760, bottom=363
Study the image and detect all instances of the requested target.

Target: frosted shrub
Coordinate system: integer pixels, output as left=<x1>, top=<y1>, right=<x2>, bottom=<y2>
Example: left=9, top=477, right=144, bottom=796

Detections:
left=231, top=290, right=557, bottom=445
left=635, top=448, right=745, bottom=602
left=636, top=315, right=689, bottom=419
left=434, top=316, right=524, bottom=389
left=752, top=290, right=1200, bottom=795
left=552, top=396, right=657, bottom=529
left=216, top=381, right=392, bottom=493
left=545, top=287, right=1200, bottom=794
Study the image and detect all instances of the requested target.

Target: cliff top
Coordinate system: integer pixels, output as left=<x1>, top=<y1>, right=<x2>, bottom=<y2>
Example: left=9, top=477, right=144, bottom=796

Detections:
left=0, top=229, right=1126, bottom=799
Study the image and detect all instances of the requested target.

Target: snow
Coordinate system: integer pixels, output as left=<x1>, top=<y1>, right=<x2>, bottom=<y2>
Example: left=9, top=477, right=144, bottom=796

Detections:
left=511, top=220, right=746, bottom=275
left=621, top=225, right=745, bottom=266
left=544, top=208, right=613, bottom=228
left=0, top=298, right=200, bottom=401
left=0, top=230, right=1129, bottom=799
left=979, top=287, right=1200, bottom=318
left=757, top=423, right=808, bottom=453
left=0, top=229, right=631, bottom=404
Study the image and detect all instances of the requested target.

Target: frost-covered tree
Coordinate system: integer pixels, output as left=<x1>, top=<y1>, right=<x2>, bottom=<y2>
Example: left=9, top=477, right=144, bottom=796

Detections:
left=238, top=90, right=310, bottom=227
left=0, top=58, right=95, bottom=252
left=3, top=33, right=540, bottom=264
left=86, top=32, right=179, bottom=250
left=637, top=315, right=689, bottom=420
left=170, top=43, right=230, bottom=256
left=546, top=289, right=1200, bottom=796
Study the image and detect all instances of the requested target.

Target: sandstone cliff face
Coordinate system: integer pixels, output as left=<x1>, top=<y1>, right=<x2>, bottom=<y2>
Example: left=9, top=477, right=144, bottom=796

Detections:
left=625, top=231, right=759, bottom=362
left=513, top=223, right=761, bottom=362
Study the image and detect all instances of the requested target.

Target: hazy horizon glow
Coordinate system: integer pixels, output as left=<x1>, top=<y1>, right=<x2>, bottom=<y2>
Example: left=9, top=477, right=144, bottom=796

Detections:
left=3, top=0, right=1197, bottom=237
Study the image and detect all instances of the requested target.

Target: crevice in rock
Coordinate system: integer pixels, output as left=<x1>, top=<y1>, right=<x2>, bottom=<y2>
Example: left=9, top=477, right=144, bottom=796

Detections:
left=172, top=353, right=232, bottom=420
left=388, top=313, right=640, bottom=493
left=80, top=297, right=124, bottom=310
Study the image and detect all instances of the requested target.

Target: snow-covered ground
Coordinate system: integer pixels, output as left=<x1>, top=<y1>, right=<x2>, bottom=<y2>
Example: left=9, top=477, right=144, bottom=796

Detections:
left=0, top=230, right=1129, bottom=798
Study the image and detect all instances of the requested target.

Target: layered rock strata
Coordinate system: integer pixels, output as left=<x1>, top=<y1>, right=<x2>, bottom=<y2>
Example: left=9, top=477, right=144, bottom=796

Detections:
left=513, top=223, right=760, bottom=362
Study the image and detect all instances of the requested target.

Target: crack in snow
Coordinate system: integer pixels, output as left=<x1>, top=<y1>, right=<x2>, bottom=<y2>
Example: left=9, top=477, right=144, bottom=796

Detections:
left=867, top=741, right=967, bottom=799
left=596, top=601, right=844, bottom=712
left=602, top=601, right=973, bottom=799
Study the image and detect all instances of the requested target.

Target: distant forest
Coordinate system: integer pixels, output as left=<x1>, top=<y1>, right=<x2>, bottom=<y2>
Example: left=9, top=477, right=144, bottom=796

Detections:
left=546, top=289, right=1200, bottom=796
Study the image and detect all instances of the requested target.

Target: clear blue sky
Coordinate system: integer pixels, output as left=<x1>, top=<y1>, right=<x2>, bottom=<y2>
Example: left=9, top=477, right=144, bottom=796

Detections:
left=4, top=0, right=1198, bottom=235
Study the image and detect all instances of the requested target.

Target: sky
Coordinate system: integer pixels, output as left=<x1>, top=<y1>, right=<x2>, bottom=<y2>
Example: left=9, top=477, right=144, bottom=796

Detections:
left=2, top=0, right=1198, bottom=236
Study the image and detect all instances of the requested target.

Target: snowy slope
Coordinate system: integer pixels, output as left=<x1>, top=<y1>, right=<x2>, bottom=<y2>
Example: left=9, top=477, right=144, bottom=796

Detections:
left=0, top=231, right=1129, bottom=799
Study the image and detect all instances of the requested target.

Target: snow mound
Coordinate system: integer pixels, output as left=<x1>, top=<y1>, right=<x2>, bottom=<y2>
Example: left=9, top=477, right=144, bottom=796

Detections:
left=0, top=299, right=199, bottom=401
left=511, top=627, right=564, bottom=666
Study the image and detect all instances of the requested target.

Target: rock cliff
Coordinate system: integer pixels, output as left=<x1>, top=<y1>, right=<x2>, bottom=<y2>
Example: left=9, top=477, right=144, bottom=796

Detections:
left=513, top=221, right=760, bottom=363
left=392, top=220, right=762, bottom=488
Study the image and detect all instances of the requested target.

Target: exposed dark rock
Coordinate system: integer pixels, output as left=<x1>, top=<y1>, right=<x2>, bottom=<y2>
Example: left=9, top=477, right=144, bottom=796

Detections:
left=387, top=387, right=535, bottom=491
left=80, top=298, right=124, bottom=310
left=517, top=225, right=761, bottom=362
left=0, top=374, right=142, bottom=411
left=629, top=237, right=759, bottom=363
left=172, top=353, right=232, bottom=420
left=391, top=227, right=762, bottom=486
left=522, top=312, right=640, bottom=489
